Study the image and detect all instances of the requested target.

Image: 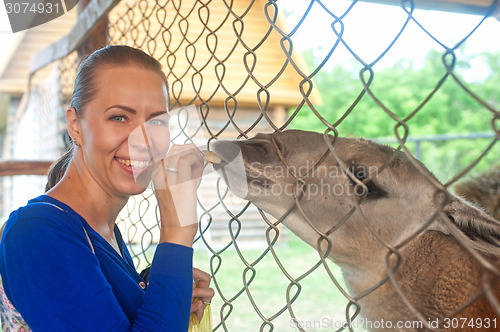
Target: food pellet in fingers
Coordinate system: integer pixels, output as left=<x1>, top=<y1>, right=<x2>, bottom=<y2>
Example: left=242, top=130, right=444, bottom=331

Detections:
left=202, top=150, right=222, bottom=164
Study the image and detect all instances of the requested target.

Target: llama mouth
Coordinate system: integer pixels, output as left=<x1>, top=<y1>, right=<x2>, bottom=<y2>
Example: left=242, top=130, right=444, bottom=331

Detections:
left=115, top=158, right=152, bottom=169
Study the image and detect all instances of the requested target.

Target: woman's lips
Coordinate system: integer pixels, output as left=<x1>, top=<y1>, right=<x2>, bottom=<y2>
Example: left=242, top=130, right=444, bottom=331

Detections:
left=115, top=157, right=152, bottom=176
left=115, top=157, right=151, bottom=169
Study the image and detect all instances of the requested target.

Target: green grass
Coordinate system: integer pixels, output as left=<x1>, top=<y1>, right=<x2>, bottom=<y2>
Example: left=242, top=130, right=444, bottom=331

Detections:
left=193, top=233, right=360, bottom=331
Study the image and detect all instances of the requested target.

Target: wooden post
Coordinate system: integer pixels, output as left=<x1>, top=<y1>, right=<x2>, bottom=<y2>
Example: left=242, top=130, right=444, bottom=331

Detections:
left=77, top=0, right=109, bottom=63
left=0, top=160, right=53, bottom=177
left=273, top=105, right=287, bottom=129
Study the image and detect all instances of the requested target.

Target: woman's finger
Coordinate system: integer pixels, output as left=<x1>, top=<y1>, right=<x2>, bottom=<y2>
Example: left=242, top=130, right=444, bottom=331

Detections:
left=165, top=144, right=203, bottom=185
left=176, top=153, right=204, bottom=184
left=192, top=287, right=215, bottom=304
left=193, top=267, right=211, bottom=289
left=154, top=143, right=202, bottom=189
left=193, top=268, right=214, bottom=303
left=165, top=143, right=202, bottom=167
left=190, top=301, right=205, bottom=321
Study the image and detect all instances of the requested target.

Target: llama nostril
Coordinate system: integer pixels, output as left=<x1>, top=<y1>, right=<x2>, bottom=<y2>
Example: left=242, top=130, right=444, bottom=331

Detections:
left=252, top=142, right=270, bottom=157
left=245, top=139, right=276, bottom=159
left=242, top=133, right=288, bottom=160
left=272, top=134, right=286, bottom=158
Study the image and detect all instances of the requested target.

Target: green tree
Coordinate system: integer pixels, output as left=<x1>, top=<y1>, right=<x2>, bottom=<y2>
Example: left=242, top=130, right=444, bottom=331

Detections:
left=289, top=49, right=499, bottom=182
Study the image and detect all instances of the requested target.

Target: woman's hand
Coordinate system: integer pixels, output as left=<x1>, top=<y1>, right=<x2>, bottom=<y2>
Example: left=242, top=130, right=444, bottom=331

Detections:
left=191, top=268, right=215, bottom=321
left=152, top=143, right=204, bottom=247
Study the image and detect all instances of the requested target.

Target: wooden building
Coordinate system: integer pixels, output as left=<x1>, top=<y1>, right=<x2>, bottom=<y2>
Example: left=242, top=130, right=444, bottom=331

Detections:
left=0, top=0, right=321, bottom=249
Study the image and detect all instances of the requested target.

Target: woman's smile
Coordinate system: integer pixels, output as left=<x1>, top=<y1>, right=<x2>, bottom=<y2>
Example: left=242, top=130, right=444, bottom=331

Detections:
left=73, top=65, right=170, bottom=197
left=115, top=157, right=152, bottom=173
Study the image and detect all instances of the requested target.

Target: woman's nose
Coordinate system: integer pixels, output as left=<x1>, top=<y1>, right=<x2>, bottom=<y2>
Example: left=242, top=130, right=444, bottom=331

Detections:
left=128, top=125, right=150, bottom=150
left=128, top=123, right=170, bottom=160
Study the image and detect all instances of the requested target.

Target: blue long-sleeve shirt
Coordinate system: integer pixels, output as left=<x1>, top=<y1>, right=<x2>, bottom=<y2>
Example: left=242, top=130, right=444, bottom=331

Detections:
left=0, top=195, right=193, bottom=331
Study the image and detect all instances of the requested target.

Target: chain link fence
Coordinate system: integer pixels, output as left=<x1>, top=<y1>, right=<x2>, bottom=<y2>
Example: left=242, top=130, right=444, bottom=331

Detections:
left=6, top=0, right=500, bottom=331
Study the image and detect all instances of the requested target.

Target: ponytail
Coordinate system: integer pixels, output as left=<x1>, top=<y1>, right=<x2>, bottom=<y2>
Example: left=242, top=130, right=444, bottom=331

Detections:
left=45, top=146, right=74, bottom=192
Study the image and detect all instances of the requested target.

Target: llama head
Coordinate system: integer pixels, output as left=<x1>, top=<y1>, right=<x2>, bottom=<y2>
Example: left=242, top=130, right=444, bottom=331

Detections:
left=212, top=130, right=499, bottom=271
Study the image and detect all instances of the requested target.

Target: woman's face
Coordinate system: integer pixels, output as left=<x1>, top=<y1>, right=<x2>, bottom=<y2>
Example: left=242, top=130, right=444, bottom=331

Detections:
left=72, top=64, right=170, bottom=198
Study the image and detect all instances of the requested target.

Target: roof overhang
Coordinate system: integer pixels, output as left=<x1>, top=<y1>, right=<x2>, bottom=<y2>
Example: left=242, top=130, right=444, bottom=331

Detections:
left=362, top=0, right=499, bottom=17
left=1, top=0, right=497, bottom=97
left=0, top=7, right=77, bottom=94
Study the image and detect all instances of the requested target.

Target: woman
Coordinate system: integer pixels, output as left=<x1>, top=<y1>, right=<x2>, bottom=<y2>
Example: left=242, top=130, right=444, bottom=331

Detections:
left=0, top=45, right=214, bottom=331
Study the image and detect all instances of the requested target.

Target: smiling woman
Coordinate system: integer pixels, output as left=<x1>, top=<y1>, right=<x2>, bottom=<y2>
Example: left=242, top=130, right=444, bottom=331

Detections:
left=0, top=45, right=214, bottom=332
left=67, top=64, right=171, bottom=198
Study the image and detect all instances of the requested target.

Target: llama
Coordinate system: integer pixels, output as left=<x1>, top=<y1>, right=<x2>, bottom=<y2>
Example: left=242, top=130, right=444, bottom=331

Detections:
left=212, top=129, right=500, bottom=331
left=454, top=166, right=500, bottom=222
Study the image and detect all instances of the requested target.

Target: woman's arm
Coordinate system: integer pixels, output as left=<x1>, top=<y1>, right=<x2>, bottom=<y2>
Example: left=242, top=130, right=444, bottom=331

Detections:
left=0, top=206, right=192, bottom=332
left=152, top=143, right=204, bottom=247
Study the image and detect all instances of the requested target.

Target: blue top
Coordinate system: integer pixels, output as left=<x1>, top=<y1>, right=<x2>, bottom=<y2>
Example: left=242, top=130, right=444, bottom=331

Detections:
left=0, top=195, right=193, bottom=331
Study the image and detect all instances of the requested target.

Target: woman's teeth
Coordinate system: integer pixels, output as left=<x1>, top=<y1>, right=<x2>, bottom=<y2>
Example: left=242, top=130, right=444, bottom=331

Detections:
left=116, top=158, right=150, bottom=169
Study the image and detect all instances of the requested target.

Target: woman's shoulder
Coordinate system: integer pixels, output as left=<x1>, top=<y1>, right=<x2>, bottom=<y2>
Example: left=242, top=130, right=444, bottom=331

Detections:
left=2, top=195, right=84, bottom=242
left=10, top=195, right=74, bottom=224
left=17, top=195, right=68, bottom=214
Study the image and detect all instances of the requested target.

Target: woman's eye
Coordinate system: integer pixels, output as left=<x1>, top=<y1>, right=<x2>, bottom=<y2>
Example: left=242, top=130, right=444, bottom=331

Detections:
left=147, top=118, right=168, bottom=126
left=110, top=115, right=127, bottom=123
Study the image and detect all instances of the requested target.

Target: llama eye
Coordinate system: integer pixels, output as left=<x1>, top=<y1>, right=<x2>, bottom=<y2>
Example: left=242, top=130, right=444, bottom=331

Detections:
left=350, top=166, right=386, bottom=199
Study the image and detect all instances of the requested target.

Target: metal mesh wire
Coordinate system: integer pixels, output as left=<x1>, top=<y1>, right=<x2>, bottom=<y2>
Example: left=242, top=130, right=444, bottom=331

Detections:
left=16, top=0, right=500, bottom=331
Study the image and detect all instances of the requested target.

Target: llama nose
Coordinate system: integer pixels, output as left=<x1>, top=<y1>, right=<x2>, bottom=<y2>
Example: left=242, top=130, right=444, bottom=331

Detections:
left=212, top=140, right=242, bottom=165
left=212, top=132, right=287, bottom=166
left=245, top=139, right=274, bottom=159
left=240, top=132, right=286, bottom=161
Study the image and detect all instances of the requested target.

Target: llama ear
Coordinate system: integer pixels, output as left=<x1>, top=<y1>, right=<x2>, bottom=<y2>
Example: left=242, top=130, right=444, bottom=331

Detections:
left=445, top=196, right=498, bottom=226
left=443, top=196, right=500, bottom=248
